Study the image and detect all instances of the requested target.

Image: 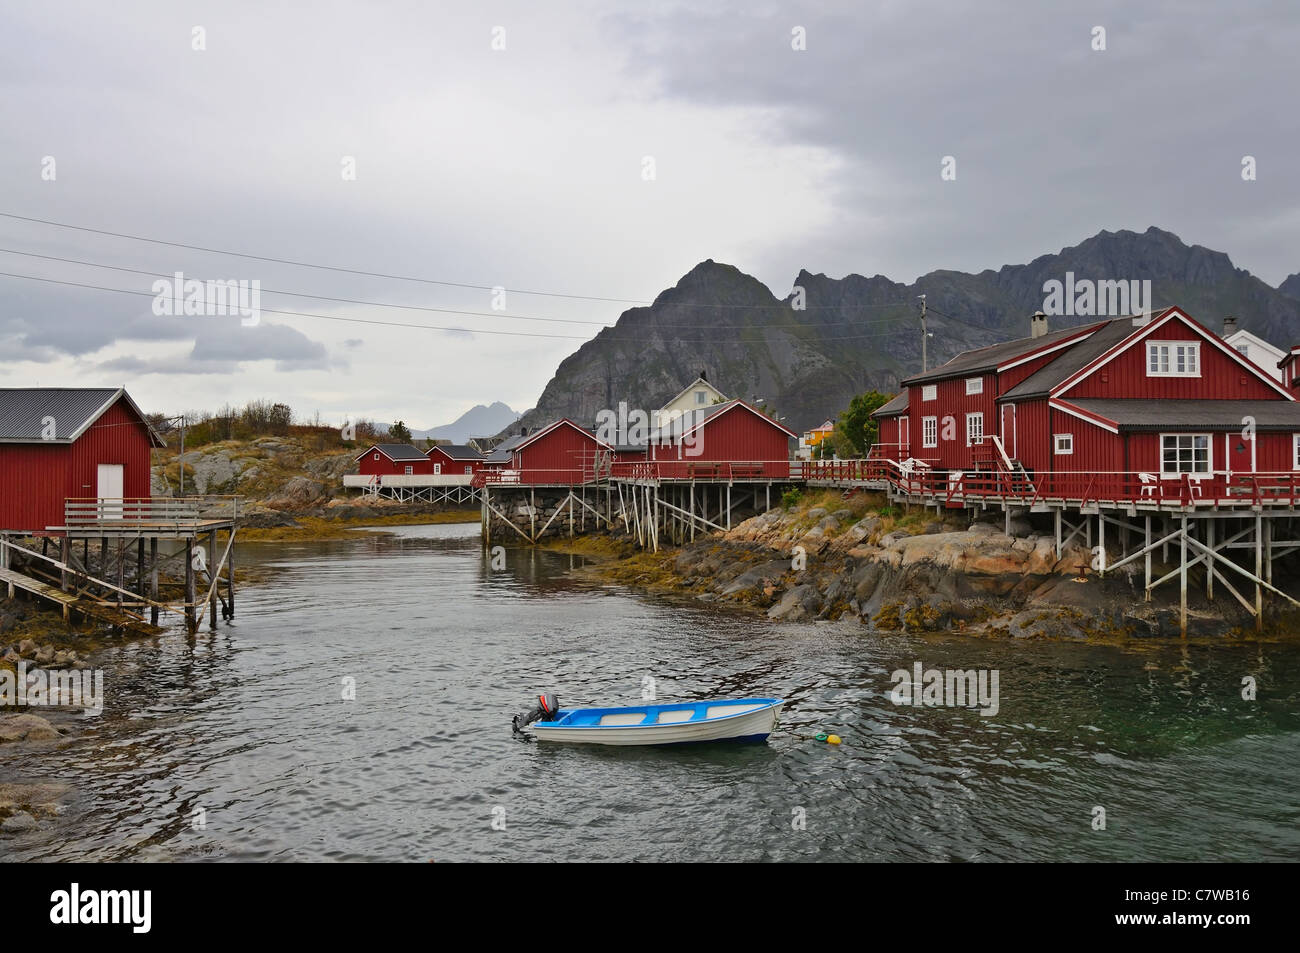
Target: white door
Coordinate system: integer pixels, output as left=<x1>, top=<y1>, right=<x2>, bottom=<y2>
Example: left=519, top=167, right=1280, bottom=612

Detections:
left=97, top=463, right=124, bottom=519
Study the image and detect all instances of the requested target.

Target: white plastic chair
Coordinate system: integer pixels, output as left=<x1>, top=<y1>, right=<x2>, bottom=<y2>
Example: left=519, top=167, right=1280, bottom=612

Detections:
left=1138, top=472, right=1157, bottom=497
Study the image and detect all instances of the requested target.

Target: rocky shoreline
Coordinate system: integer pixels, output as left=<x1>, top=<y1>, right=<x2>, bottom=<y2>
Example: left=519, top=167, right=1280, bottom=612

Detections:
left=555, top=490, right=1296, bottom=641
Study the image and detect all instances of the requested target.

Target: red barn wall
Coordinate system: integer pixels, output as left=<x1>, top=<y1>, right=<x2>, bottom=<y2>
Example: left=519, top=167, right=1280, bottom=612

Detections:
left=0, top=395, right=153, bottom=533
left=666, top=407, right=791, bottom=462
left=1063, top=322, right=1281, bottom=400
left=516, top=424, right=602, bottom=480
left=906, top=371, right=996, bottom=469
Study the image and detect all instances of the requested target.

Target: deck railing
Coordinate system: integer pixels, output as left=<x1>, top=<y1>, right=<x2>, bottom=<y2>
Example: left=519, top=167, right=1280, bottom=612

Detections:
left=803, top=460, right=1300, bottom=507
left=63, top=496, right=241, bottom=526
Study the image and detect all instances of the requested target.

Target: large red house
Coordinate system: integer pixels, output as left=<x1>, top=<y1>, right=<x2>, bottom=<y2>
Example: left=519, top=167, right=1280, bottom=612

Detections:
left=0, top=387, right=165, bottom=534
left=873, top=307, right=1300, bottom=499
left=354, top=443, right=435, bottom=476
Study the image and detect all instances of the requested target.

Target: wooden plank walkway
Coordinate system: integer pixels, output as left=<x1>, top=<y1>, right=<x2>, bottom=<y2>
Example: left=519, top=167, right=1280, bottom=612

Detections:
left=0, top=566, right=160, bottom=634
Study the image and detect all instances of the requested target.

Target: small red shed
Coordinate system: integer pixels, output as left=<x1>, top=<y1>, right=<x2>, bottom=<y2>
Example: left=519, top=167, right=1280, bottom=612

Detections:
left=0, top=387, right=165, bottom=534
left=354, top=444, right=435, bottom=476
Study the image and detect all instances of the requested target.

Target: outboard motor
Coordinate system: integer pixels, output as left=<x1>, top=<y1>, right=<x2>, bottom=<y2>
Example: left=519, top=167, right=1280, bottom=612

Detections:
left=512, top=693, right=559, bottom=734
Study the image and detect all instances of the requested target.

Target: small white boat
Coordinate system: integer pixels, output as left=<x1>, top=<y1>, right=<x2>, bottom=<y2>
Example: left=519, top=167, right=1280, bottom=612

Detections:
left=527, top=697, right=784, bottom=746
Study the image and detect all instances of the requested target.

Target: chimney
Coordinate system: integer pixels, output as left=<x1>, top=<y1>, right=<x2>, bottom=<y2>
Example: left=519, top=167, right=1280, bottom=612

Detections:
left=1223, top=315, right=1238, bottom=338
left=1030, top=311, right=1048, bottom=339
left=699, top=369, right=708, bottom=381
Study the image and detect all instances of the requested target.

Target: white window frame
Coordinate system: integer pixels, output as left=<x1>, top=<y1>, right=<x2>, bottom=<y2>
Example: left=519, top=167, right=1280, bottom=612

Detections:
left=1160, top=433, right=1211, bottom=478
left=1147, top=341, right=1201, bottom=377
left=404, top=465, right=413, bottom=475
left=966, top=412, right=984, bottom=446
left=373, top=452, right=380, bottom=460
left=465, top=466, right=474, bottom=475
left=1054, top=433, right=1073, bottom=455
left=433, top=463, right=442, bottom=475
left=1293, top=434, right=1300, bottom=470
left=922, top=416, right=938, bottom=448
left=922, top=384, right=937, bottom=402
left=695, top=390, right=707, bottom=405
left=965, top=377, right=983, bottom=395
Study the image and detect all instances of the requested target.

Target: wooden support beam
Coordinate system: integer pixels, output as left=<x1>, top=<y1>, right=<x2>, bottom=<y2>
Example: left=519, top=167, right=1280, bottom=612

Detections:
left=150, top=538, right=159, bottom=626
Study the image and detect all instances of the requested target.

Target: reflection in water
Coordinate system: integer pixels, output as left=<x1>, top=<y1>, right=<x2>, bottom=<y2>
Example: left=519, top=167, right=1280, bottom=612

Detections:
left=2, top=521, right=1298, bottom=862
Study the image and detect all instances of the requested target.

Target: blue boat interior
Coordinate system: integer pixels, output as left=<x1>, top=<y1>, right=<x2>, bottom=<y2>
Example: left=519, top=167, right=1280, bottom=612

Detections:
left=536, top=698, right=781, bottom=729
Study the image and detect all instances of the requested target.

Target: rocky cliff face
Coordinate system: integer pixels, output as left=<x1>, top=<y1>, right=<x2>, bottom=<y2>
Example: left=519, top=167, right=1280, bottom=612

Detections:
left=510, top=227, right=1300, bottom=435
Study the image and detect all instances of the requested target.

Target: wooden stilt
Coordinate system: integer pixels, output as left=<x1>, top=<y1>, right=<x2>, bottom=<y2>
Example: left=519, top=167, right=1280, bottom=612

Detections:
left=1144, top=515, right=1152, bottom=602
left=184, top=538, right=196, bottom=632
left=208, top=529, right=218, bottom=630
left=150, top=537, right=159, bottom=626
left=1180, top=515, right=1188, bottom=639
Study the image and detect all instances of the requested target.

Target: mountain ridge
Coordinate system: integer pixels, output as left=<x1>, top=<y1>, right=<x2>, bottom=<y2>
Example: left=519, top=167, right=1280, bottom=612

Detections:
left=504, top=228, right=1300, bottom=435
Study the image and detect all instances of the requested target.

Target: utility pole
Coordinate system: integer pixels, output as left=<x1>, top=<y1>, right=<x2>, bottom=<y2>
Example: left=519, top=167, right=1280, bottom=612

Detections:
left=918, top=295, right=928, bottom=372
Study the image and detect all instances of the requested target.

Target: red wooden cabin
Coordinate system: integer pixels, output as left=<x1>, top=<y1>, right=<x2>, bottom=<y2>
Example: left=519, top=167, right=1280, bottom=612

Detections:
left=0, top=387, right=165, bottom=534
left=475, top=419, right=612, bottom=485
left=615, top=399, right=796, bottom=480
left=354, top=444, right=434, bottom=476
left=426, top=444, right=485, bottom=476
left=868, top=307, right=1300, bottom=502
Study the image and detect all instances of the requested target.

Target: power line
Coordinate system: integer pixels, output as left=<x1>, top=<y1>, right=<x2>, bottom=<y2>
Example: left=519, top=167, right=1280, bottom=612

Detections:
left=0, top=245, right=923, bottom=330
left=0, top=247, right=609, bottom=328
left=0, top=269, right=924, bottom=343
left=0, top=211, right=651, bottom=305
left=0, top=210, right=925, bottom=314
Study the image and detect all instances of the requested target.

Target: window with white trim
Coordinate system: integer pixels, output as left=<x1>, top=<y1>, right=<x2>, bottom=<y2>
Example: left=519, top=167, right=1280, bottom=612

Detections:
left=966, top=412, right=984, bottom=446
left=433, top=463, right=442, bottom=475
left=1293, top=434, right=1300, bottom=470
left=373, top=452, right=380, bottom=460
left=1147, top=341, right=1200, bottom=377
left=1054, top=434, right=1073, bottom=455
left=404, top=465, right=413, bottom=475
left=1161, top=433, right=1210, bottom=475
left=1236, top=344, right=1250, bottom=357
left=922, top=416, right=938, bottom=448
left=465, top=466, right=473, bottom=474
left=965, top=377, right=983, bottom=395
left=922, top=384, right=937, bottom=402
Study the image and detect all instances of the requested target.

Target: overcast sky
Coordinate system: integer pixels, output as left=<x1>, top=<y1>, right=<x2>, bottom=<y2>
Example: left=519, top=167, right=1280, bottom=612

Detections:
left=1, top=1, right=1296, bottom=429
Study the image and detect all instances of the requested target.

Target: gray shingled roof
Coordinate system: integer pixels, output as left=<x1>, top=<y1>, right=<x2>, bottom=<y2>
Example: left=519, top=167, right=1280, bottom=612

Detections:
left=428, top=444, right=485, bottom=460
left=999, top=317, right=1143, bottom=400
left=0, top=387, right=163, bottom=445
left=872, top=391, right=909, bottom=417
left=901, top=322, right=1107, bottom=386
left=1066, top=398, right=1300, bottom=430
left=362, top=443, right=429, bottom=461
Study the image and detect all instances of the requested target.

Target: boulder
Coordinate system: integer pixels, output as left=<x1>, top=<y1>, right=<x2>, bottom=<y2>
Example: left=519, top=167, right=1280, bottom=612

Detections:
left=0, top=713, right=64, bottom=743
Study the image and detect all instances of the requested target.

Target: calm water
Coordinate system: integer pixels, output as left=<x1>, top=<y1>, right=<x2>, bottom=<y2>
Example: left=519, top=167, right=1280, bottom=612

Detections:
left=3, top=522, right=1299, bottom=862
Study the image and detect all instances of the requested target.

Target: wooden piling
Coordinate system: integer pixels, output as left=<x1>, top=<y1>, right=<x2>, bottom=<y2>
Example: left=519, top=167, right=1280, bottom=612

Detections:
left=149, top=538, right=159, bottom=626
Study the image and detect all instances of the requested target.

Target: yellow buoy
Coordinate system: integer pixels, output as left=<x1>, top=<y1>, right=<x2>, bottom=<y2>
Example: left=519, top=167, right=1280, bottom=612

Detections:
left=826, top=734, right=841, bottom=745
